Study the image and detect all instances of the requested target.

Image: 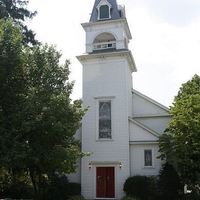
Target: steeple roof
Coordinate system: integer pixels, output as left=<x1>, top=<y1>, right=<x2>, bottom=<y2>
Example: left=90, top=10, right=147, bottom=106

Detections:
left=90, top=0, right=122, bottom=22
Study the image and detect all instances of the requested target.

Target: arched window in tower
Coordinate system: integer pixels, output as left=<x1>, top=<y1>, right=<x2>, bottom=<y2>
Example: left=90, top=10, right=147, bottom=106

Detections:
left=99, top=101, right=112, bottom=139
left=93, top=33, right=116, bottom=51
left=99, top=5, right=109, bottom=19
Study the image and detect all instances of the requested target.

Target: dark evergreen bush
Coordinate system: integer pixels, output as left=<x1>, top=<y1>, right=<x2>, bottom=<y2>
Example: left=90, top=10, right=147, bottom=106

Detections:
left=46, top=174, right=81, bottom=200
left=6, top=182, right=34, bottom=199
left=180, top=186, right=200, bottom=200
left=68, top=195, right=85, bottom=200
left=0, top=176, right=34, bottom=199
left=123, top=175, right=158, bottom=200
left=46, top=174, right=69, bottom=200
left=147, top=175, right=159, bottom=200
left=67, top=182, right=81, bottom=196
left=121, top=195, right=140, bottom=200
left=157, top=163, right=183, bottom=200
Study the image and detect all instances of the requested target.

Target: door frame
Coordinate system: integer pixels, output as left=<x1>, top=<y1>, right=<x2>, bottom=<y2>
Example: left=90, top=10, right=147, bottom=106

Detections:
left=93, top=163, right=118, bottom=199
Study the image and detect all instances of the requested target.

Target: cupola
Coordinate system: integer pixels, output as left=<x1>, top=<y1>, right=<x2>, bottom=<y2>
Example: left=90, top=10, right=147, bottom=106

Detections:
left=82, top=0, right=132, bottom=53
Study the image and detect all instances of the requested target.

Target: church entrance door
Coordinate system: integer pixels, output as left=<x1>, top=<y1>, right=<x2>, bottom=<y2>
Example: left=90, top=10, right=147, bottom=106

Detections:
left=96, top=167, right=115, bottom=198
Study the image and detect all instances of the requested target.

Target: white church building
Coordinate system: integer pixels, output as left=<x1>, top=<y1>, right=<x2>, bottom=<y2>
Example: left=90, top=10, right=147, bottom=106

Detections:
left=68, top=0, right=172, bottom=199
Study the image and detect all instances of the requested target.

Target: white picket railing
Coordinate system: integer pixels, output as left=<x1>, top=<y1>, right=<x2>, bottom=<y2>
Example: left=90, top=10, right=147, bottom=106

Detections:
left=93, top=41, right=116, bottom=50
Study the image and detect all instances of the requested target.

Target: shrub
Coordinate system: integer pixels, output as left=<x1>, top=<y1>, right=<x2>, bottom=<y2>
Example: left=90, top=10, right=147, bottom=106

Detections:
left=123, top=175, right=158, bottom=200
left=67, top=182, right=81, bottom=196
left=147, top=175, right=159, bottom=200
left=0, top=168, right=34, bottom=199
left=46, top=174, right=69, bottom=200
left=157, top=163, right=183, bottom=200
left=0, top=178, right=34, bottom=199
left=180, top=186, right=200, bottom=200
left=68, top=195, right=85, bottom=200
left=5, top=181, right=34, bottom=199
left=121, top=195, right=140, bottom=200
left=46, top=174, right=81, bottom=200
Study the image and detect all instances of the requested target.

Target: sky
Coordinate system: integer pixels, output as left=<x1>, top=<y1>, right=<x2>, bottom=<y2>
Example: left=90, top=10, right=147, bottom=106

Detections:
left=28, top=0, right=200, bottom=107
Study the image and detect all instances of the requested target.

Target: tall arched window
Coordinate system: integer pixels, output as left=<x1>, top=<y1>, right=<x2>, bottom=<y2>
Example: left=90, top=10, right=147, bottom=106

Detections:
left=99, top=101, right=111, bottom=138
left=93, top=33, right=116, bottom=51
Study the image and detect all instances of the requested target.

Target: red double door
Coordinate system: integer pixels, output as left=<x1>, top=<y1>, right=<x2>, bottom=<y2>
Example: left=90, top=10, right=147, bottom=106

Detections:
left=96, top=167, right=115, bottom=198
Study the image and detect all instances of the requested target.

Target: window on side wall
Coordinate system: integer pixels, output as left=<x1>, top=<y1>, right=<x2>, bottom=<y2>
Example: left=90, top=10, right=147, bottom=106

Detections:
left=144, top=149, right=154, bottom=167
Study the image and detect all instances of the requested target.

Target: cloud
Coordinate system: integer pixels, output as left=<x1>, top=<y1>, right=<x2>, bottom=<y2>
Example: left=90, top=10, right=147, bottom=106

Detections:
left=125, top=0, right=200, bottom=27
left=128, top=6, right=200, bottom=106
left=28, top=0, right=200, bottom=106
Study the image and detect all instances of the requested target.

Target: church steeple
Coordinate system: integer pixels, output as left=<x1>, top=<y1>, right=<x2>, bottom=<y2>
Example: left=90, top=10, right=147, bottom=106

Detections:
left=68, top=2, right=169, bottom=199
left=76, top=1, right=137, bottom=199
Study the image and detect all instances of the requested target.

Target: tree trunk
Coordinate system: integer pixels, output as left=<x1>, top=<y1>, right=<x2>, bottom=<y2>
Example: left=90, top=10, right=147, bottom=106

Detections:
left=30, top=168, right=38, bottom=196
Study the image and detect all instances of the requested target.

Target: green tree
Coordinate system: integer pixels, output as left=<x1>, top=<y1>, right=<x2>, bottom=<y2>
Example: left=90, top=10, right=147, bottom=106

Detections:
left=158, top=74, right=200, bottom=187
left=157, top=163, right=182, bottom=200
left=0, top=0, right=38, bottom=45
left=0, top=20, right=88, bottom=199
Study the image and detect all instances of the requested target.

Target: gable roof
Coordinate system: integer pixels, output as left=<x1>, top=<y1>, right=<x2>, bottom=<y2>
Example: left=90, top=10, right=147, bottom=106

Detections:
left=90, top=0, right=121, bottom=22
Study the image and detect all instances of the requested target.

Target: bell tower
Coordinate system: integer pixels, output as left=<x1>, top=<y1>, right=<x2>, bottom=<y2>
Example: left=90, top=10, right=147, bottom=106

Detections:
left=77, top=0, right=137, bottom=199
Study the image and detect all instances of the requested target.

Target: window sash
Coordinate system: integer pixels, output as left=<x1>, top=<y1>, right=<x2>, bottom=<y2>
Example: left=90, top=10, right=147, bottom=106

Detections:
left=144, top=149, right=152, bottom=167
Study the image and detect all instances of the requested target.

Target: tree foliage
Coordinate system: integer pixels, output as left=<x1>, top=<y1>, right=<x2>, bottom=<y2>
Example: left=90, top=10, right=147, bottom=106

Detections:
left=0, top=0, right=38, bottom=45
left=158, top=74, right=200, bottom=187
left=0, top=20, right=88, bottom=199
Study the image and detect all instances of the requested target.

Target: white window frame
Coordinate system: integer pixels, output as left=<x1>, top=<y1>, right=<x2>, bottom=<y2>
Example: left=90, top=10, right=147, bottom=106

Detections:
left=143, top=148, right=155, bottom=168
left=96, top=0, right=112, bottom=20
left=95, top=96, right=115, bottom=141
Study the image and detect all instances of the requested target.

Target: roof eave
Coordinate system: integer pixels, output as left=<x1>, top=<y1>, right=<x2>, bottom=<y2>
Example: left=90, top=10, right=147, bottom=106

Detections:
left=81, top=18, right=132, bottom=40
left=76, top=50, right=137, bottom=72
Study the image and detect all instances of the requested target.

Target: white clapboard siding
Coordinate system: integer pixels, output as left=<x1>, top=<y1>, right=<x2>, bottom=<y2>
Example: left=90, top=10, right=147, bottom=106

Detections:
left=81, top=57, right=132, bottom=199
